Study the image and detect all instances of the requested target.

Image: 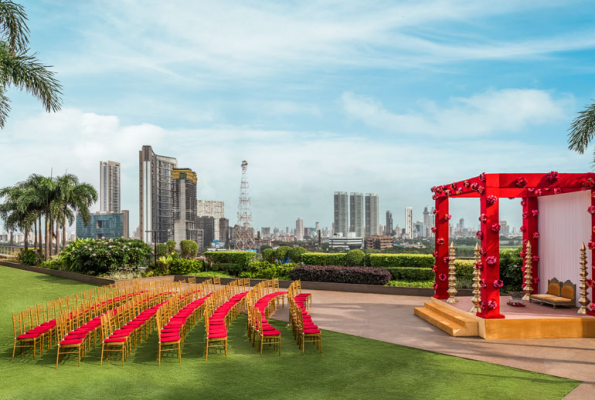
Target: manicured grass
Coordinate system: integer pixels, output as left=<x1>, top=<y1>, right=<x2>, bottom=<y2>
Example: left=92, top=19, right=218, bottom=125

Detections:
left=186, top=271, right=234, bottom=278
left=0, top=266, right=580, bottom=400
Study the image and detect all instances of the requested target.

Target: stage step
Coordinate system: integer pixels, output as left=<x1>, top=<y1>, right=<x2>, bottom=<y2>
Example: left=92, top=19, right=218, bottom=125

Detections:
left=414, top=301, right=478, bottom=337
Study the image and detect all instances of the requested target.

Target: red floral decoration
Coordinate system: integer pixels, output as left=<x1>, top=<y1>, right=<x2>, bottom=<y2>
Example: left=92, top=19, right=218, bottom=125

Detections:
left=486, top=256, right=498, bottom=266
left=450, top=183, right=456, bottom=190
left=531, top=209, right=539, bottom=217
left=442, top=185, right=449, bottom=192
left=515, top=177, right=527, bottom=187
left=463, top=180, right=470, bottom=188
left=532, top=255, right=540, bottom=263
left=476, top=231, right=483, bottom=240
left=493, top=280, right=504, bottom=289
left=546, top=171, right=559, bottom=183
left=587, top=279, right=595, bottom=288
left=535, top=189, right=543, bottom=196
left=528, top=188, right=535, bottom=193
left=553, top=187, right=562, bottom=194
left=432, top=194, right=437, bottom=200
left=437, top=238, right=445, bottom=245
left=531, top=277, right=540, bottom=285
left=480, top=248, right=487, bottom=257
left=590, top=303, right=595, bottom=311
left=486, top=299, right=497, bottom=310
left=477, top=186, right=485, bottom=194
left=444, top=257, right=450, bottom=263
left=444, top=214, right=452, bottom=221
left=431, top=227, right=437, bottom=233
left=479, top=214, right=487, bottom=223
left=471, top=183, right=479, bottom=191
left=588, top=242, right=595, bottom=250
left=444, top=190, right=451, bottom=197
left=435, top=187, right=443, bottom=195
left=486, top=195, right=497, bottom=205
left=430, top=186, right=436, bottom=193
left=432, top=265, right=438, bottom=272
left=479, top=172, right=486, bottom=181
left=439, top=274, right=447, bottom=282
left=521, top=199, right=527, bottom=207
left=520, top=225, right=527, bottom=232
left=433, top=251, right=438, bottom=258
left=476, top=261, right=483, bottom=271
left=433, top=208, right=438, bottom=215
left=491, top=224, right=501, bottom=233
left=533, top=232, right=540, bottom=239
left=581, top=178, right=595, bottom=190
left=522, top=212, right=528, bottom=219
left=519, top=251, right=526, bottom=258
left=455, top=187, right=463, bottom=195
left=588, top=205, right=595, bottom=214
left=432, top=283, right=438, bottom=290
left=480, top=279, right=487, bottom=289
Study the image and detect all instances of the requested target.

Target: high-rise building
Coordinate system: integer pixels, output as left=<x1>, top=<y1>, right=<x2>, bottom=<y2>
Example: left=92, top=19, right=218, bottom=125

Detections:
left=76, top=213, right=124, bottom=239
left=261, top=227, right=271, bottom=238
left=423, top=207, right=431, bottom=237
left=219, top=218, right=229, bottom=243
left=197, top=200, right=225, bottom=241
left=296, top=218, right=304, bottom=241
left=99, top=161, right=121, bottom=213
left=139, top=145, right=177, bottom=244
left=172, top=168, right=199, bottom=245
left=349, top=192, right=364, bottom=238
left=405, top=207, right=413, bottom=239
left=196, top=216, right=216, bottom=247
left=365, top=193, right=380, bottom=237
left=385, top=210, right=393, bottom=235
left=334, top=192, right=348, bottom=237
left=315, top=221, right=320, bottom=234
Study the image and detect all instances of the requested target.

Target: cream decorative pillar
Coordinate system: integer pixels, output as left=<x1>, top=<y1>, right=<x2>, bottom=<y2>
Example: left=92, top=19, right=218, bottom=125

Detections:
left=470, top=243, right=481, bottom=313
left=447, top=242, right=458, bottom=304
left=578, top=243, right=589, bottom=314
left=522, top=242, right=533, bottom=301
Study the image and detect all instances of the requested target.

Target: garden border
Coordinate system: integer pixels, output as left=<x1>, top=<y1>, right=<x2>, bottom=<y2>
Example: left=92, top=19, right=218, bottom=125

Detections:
left=0, top=261, right=116, bottom=286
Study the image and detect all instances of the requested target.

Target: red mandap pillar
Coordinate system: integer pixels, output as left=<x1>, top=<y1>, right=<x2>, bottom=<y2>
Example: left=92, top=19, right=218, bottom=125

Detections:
left=477, top=186, right=505, bottom=319
left=588, top=191, right=595, bottom=317
left=522, top=197, right=539, bottom=294
left=433, top=196, right=449, bottom=299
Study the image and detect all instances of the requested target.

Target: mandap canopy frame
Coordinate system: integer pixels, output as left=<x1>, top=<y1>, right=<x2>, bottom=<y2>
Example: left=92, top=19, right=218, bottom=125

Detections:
left=431, top=172, right=595, bottom=319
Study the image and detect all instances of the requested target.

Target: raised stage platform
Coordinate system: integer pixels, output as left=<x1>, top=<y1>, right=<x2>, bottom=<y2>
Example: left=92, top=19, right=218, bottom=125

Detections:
left=414, top=296, right=595, bottom=339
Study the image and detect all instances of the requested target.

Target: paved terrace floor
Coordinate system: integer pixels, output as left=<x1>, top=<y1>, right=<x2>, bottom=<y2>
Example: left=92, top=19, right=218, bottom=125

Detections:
left=274, top=290, right=595, bottom=400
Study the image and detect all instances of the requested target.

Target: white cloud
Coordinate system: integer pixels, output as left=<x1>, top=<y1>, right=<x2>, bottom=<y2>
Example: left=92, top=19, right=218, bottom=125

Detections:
left=341, top=89, right=571, bottom=137
left=1, top=106, right=591, bottom=234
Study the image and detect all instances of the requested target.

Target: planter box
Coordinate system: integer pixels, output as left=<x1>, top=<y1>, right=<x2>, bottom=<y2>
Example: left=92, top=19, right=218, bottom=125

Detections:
left=174, top=275, right=473, bottom=297
left=0, top=261, right=116, bottom=286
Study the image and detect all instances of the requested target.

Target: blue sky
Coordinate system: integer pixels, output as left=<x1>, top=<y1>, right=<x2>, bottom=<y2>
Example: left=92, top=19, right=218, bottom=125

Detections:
left=2, top=0, right=595, bottom=233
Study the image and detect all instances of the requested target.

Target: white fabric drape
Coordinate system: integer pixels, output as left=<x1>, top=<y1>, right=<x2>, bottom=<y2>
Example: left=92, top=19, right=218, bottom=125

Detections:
left=537, top=191, right=592, bottom=306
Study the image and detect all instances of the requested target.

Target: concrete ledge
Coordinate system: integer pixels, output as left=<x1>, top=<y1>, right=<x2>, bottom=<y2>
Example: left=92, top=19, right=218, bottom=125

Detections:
left=0, top=261, right=116, bottom=286
left=173, top=275, right=472, bottom=296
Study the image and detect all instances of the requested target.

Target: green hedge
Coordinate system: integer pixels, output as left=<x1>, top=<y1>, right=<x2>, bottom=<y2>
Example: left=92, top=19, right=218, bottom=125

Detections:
left=169, top=258, right=203, bottom=275
left=302, top=253, right=346, bottom=266
left=368, top=254, right=434, bottom=269
left=241, top=261, right=296, bottom=279
left=387, top=267, right=434, bottom=281
left=204, top=251, right=256, bottom=275
left=180, top=240, right=198, bottom=259
left=455, top=260, right=475, bottom=281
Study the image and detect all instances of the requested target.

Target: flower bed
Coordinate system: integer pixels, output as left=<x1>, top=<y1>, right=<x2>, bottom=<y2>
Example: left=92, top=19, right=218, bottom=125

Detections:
left=289, top=265, right=391, bottom=285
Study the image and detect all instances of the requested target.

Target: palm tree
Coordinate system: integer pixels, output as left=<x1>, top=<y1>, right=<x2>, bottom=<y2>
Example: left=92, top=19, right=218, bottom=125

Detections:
left=568, top=102, right=595, bottom=163
left=0, top=183, right=35, bottom=250
left=0, top=1, right=62, bottom=128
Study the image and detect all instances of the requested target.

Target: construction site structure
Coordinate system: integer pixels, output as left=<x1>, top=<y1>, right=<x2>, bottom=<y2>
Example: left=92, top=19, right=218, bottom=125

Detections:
left=235, top=160, right=255, bottom=250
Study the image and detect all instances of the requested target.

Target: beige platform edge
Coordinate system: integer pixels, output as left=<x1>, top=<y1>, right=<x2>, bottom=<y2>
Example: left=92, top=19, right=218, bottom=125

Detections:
left=415, top=297, right=595, bottom=339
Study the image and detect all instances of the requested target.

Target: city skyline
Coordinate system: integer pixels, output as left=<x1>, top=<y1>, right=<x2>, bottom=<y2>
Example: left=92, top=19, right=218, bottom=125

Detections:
left=2, top=2, right=594, bottom=233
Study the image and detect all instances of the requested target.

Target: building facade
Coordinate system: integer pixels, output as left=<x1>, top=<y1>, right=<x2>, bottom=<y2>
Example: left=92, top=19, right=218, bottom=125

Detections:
left=196, top=216, right=216, bottom=247
left=349, top=192, right=364, bottom=238
left=296, top=218, right=304, bottom=241
left=405, top=207, right=413, bottom=239
left=172, top=168, right=199, bottom=245
left=196, top=200, right=225, bottom=244
left=385, top=210, right=393, bottom=236
left=365, top=193, right=380, bottom=237
left=364, top=235, right=394, bottom=250
left=219, top=218, right=229, bottom=243
left=76, top=213, right=124, bottom=239
left=334, top=191, right=348, bottom=237
left=99, top=161, right=121, bottom=213
left=139, top=145, right=177, bottom=244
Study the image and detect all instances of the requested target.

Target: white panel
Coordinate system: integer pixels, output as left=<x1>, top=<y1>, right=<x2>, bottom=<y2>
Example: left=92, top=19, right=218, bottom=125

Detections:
left=537, top=191, right=592, bottom=306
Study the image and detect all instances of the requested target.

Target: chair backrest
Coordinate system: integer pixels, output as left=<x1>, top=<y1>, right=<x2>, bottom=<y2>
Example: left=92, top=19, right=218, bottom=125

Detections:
left=546, top=278, right=561, bottom=296
left=561, top=280, right=576, bottom=300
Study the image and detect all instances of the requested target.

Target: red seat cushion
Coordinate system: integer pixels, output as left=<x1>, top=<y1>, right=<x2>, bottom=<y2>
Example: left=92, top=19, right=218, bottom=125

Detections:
left=302, top=329, right=321, bottom=334
left=207, top=333, right=227, bottom=339
left=104, top=337, right=127, bottom=343
left=161, top=336, right=181, bottom=342
left=263, top=330, right=281, bottom=336
left=60, top=338, right=83, bottom=345
left=17, top=333, right=41, bottom=340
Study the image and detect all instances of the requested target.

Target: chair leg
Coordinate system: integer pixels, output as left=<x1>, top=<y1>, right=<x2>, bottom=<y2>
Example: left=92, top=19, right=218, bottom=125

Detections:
left=158, top=343, right=161, bottom=366
left=12, top=341, right=16, bottom=361
left=56, top=347, right=60, bottom=369
left=224, top=339, right=227, bottom=359
left=178, top=343, right=181, bottom=363
left=78, top=346, right=81, bottom=367
left=100, top=344, right=104, bottom=366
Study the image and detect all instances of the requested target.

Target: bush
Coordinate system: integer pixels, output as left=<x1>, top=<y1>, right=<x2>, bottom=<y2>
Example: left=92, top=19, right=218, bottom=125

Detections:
left=246, top=261, right=296, bottom=279
left=274, top=246, right=291, bottom=262
left=290, top=265, right=391, bottom=285
left=455, top=260, right=475, bottom=281
left=368, top=254, right=434, bottom=269
left=387, top=267, right=434, bottom=281
left=39, top=258, right=64, bottom=270
left=204, top=251, right=256, bottom=275
left=155, top=244, right=168, bottom=258
left=18, top=249, right=40, bottom=266
left=302, top=253, right=346, bottom=266
left=500, top=247, right=523, bottom=292
left=169, top=258, right=203, bottom=275
left=166, top=240, right=177, bottom=254
left=180, top=240, right=198, bottom=259
left=262, top=248, right=275, bottom=263
left=345, top=249, right=365, bottom=266
left=388, top=280, right=434, bottom=288
left=61, top=238, right=153, bottom=275
left=287, top=247, right=306, bottom=263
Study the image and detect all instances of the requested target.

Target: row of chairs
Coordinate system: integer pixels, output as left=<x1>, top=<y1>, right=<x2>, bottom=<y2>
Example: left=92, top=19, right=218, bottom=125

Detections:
left=246, top=279, right=287, bottom=356
left=288, top=281, right=321, bottom=354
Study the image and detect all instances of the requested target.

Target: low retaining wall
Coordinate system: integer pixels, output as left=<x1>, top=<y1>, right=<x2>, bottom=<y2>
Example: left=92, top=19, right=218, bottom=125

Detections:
left=174, top=276, right=473, bottom=297
left=0, top=261, right=116, bottom=286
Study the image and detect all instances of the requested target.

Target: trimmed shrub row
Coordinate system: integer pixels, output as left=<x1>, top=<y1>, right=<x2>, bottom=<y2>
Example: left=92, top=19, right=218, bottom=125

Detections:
left=301, top=252, right=436, bottom=268
left=301, top=253, right=346, bottom=266
left=290, top=265, right=391, bottom=286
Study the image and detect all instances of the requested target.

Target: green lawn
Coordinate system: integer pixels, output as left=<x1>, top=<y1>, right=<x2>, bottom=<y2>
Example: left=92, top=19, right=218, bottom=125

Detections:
left=0, top=266, right=580, bottom=400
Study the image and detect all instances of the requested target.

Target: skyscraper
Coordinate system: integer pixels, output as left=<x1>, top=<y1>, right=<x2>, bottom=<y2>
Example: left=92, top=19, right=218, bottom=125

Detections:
left=385, top=210, right=393, bottom=235
left=423, top=207, right=431, bottom=237
left=139, top=145, right=178, bottom=244
left=296, top=218, right=304, bottom=241
left=334, top=191, right=348, bottom=237
left=365, top=193, right=380, bottom=237
left=405, top=207, right=413, bottom=239
left=197, top=200, right=225, bottom=242
left=349, top=192, right=364, bottom=238
left=172, top=168, right=199, bottom=244
left=99, top=161, right=121, bottom=213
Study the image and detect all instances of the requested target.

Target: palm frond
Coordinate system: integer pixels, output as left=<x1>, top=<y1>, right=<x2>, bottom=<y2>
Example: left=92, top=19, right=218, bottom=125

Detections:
left=568, top=101, right=595, bottom=154
left=0, top=1, right=28, bottom=52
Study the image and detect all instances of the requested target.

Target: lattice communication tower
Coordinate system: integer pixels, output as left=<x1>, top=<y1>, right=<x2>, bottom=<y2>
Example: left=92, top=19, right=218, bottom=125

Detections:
left=236, top=160, right=255, bottom=250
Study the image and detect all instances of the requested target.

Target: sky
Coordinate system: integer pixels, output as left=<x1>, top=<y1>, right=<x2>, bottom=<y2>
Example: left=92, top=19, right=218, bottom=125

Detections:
left=2, top=0, right=595, bottom=233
